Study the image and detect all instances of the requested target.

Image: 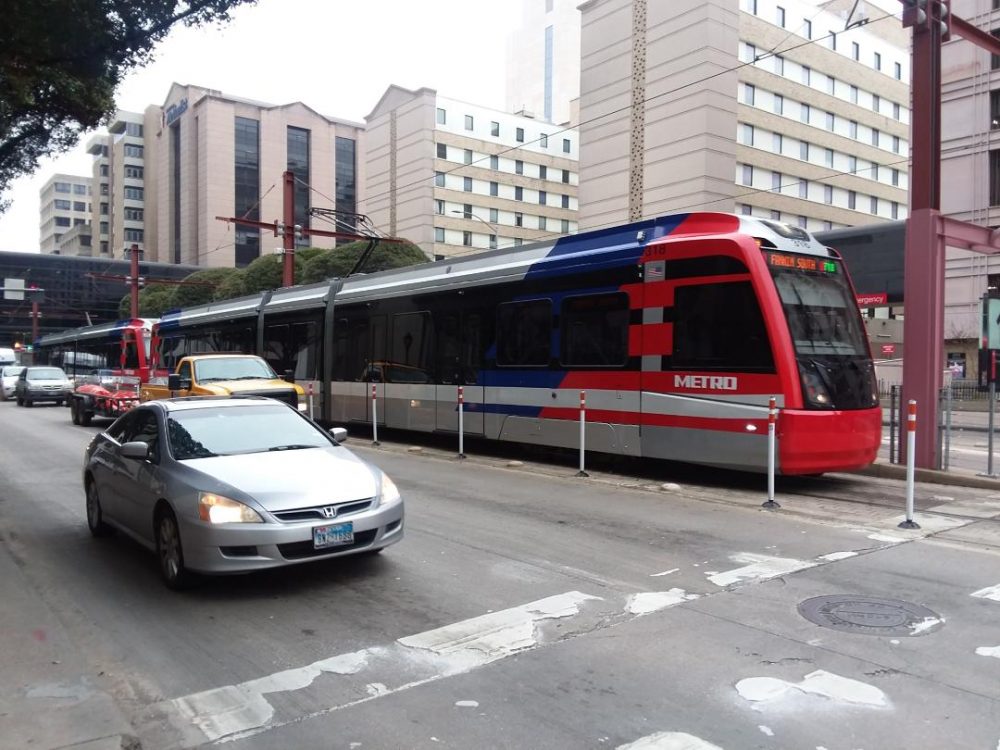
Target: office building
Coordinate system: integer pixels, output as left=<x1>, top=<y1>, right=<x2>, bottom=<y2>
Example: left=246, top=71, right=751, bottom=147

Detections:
left=575, top=0, right=910, bottom=234
left=86, top=110, right=146, bottom=258
left=364, top=85, right=579, bottom=260
left=143, top=83, right=364, bottom=268
left=506, top=0, right=582, bottom=125
left=39, top=174, right=92, bottom=254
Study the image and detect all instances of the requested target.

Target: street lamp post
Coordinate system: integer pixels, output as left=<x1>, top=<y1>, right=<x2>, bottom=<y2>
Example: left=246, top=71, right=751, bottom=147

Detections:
left=450, top=209, right=498, bottom=247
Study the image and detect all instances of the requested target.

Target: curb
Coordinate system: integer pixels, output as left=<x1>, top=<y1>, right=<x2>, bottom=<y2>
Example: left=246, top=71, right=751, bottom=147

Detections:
left=851, top=461, right=1000, bottom=490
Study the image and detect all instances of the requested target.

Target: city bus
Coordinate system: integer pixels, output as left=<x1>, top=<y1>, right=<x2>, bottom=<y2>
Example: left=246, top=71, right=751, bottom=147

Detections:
left=153, top=213, right=881, bottom=474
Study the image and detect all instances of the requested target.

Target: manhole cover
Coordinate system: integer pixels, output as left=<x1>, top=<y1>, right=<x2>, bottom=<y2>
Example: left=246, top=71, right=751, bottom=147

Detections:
left=797, top=595, right=943, bottom=637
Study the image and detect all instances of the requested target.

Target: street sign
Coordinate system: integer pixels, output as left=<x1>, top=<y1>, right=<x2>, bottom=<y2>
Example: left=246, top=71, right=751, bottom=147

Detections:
left=3, top=277, right=24, bottom=301
left=982, top=295, right=1000, bottom=350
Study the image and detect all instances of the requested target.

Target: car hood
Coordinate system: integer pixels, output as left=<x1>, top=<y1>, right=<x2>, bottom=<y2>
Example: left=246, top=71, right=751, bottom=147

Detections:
left=26, top=378, right=69, bottom=385
left=183, top=447, right=378, bottom=512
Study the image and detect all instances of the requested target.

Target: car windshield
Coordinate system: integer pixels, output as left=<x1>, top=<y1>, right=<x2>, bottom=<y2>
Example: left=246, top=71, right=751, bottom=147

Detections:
left=167, top=404, right=332, bottom=459
left=2, top=366, right=24, bottom=378
left=28, top=367, right=66, bottom=379
left=193, top=357, right=276, bottom=382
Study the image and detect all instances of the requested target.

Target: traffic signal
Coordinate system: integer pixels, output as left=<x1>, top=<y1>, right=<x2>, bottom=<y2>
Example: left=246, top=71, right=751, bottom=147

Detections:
left=902, top=0, right=950, bottom=39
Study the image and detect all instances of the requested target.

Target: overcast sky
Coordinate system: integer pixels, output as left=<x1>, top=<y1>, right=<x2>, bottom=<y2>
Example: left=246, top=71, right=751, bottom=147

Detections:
left=0, top=0, right=520, bottom=253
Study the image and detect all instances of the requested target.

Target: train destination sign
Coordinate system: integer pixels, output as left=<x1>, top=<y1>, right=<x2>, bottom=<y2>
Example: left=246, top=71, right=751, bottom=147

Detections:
left=767, top=252, right=837, bottom=273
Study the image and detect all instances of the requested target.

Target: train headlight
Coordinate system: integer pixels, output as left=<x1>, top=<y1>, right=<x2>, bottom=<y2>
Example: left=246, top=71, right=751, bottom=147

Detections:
left=798, top=362, right=834, bottom=410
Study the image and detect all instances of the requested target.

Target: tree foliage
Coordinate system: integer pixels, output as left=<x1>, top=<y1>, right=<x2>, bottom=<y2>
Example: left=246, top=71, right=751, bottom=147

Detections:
left=171, top=267, right=239, bottom=308
left=300, top=240, right=429, bottom=285
left=0, top=0, right=256, bottom=210
left=117, top=283, right=176, bottom=318
left=213, top=269, right=247, bottom=301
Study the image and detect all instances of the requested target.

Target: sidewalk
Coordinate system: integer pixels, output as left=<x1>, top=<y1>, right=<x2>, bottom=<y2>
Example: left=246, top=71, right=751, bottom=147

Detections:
left=0, top=529, right=137, bottom=750
left=883, top=406, right=998, bottom=433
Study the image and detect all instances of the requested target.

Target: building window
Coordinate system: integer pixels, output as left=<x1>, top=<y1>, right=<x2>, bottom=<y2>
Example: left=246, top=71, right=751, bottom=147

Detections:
left=100, top=221, right=109, bottom=234
left=739, top=203, right=752, bottom=215
left=464, top=149, right=473, bottom=165
left=514, top=238, right=523, bottom=247
left=772, top=172, right=782, bottom=192
left=776, top=6, right=785, bottom=27
left=850, top=85, right=859, bottom=104
left=892, top=168, right=900, bottom=186
left=561, top=194, right=570, bottom=208
left=849, top=120, right=858, bottom=139
left=490, top=154, right=499, bottom=170
left=124, top=186, right=144, bottom=200
left=774, top=55, right=784, bottom=75
left=804, top=19, right=812, bottom=39
left=515, top=212, right=523, bottom=227
left=124, top=165, right=143, bottom=179
left=100, top=202, right=108, bottom=215
left=560, top=169, right=569, bottom=184
left=773, top=94, right=783, bottom=115
left=800, top=141, right=809, bottom=161
left=435, top=227, right=445, bottom=242
left=539, top=216, right=547, bottom=231
left=830, top=31, right=837, bottom=50
left=330, top=143, right=356, bottom=245
left=848, top=190, right=857, bottom=210
left=824, top=185, right=833, bottom=204
left=491, top=121, right=500, bottom=136
left=827, top=75, right=836, bottom=95
left=100, top=164, right=109, bottom=177
left=825, top=148, right=834, bottom=167
left=54, top=199, right=70, bottom=210
left=773, top=132, right=783, bottom=153
left=490, top=181, right=498, bottom=196
left=463, top=231, right=472, bottom=246
left=462, top=203, right=472, bottom=219
left=437, top=143, right=447, bottom=159
left=435, top=171, right=445, bottom=187
left=515, top=159, right=524, bottom=175
left=744, top=83, right=755, bottom=105
left=798, top=180, right=808, bottom=199
left=464, top=115, right=474, bottom=131
left=744, top=42, right=757, bottom=63
left=436, top=200, right=445, bottom=215
left=870, top=196, right=878, bottom=214
left=437, top=108, right=446, bottom=124
left=74, top=183, right=88, bottom=195
left=463, top=176, right=473, bottom=192
left=874, top=51, right=882, bottom=71
left=770, top=210, right=781, bottom=221
left=286, top=126, right=310, bottom=246
left=55, top=216, right=70, bottom=227
left=539, top=165, right=547, bottom=180
left=540, top=133, right=548, bottom=148
left=54, top=181, right=71, bottom=193
left=124, top=144, right=143, bottom=158
left=233, top=116, right=261, bottom=266
left=124, top=207, right=143, bottom=221
left=826, top=111, right=835, bottom=130
left=100, top=184, right=108, bottom=196
left=852, top=41, right=860, bottom=60
left=742, top=123, right=754, bottom=145
left=801, top=66, right=811, bottom=85
left=516, top=127, right=525, bottom=142
left=848, top=155, right=857, bottom=173
left=126, top=122, right=143, bottom=137
left=100, top=241, right=108, bottom=254
left=872, top=163, right=879, bottom=181
left=562, top=138, right=571, bottom=153
left=873, top=94, right=881, bottom=113
left=742, top=164, right=753, bottom=185
left=490, top=207, right=499, bottom=223
left=561, top=219, right=569, bottom=233
left=124, top=228, right=144, bottom=242
left=490, top=235, right=498, bottom=249
left=893, top=135, right=900, bottom=153
left=515, top=186, right=523, bottom=201
left=539, top=190, right=547, bottom=205
left=893, top=102, right=901, bottom=120
left=800, top=103, right=810, bottom=124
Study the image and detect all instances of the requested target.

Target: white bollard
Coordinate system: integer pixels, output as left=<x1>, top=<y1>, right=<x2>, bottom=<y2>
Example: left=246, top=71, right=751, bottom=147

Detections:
left=577, top=390, right=589, bottom=477
left=762, top=396, right=780, bottom=509
left=371, top=382, right=380, bottom=446
left=307, top=381, right=314, bottom=419
left=457, top=385, right=466, bottom=459
left=899, top=399, right=920, bottom=529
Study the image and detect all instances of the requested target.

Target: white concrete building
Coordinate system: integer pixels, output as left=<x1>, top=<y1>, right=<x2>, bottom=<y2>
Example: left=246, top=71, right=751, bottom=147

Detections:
left=365, top=85, right=579, bottom=260
left=575, top=0, right=910, bottom=234
left=39, top=174, right=92, bottom=254
left=506, top=0, right=582, bottom=126
left=86, top=110, right=146, bottom=258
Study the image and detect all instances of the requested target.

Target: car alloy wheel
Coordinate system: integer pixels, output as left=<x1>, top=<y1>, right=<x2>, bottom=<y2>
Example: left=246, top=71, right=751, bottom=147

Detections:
left=156, top=509, right=192, bottom=589
left=86, top=482, right=111, bottom=537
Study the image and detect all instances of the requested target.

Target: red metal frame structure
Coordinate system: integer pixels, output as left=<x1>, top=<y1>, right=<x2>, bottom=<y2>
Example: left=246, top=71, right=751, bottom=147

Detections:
left=903, top=0, right=1000, bottom=467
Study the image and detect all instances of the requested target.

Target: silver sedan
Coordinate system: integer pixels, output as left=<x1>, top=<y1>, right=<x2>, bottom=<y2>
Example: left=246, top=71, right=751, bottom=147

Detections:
left=83, top=397, right=404, bottom=588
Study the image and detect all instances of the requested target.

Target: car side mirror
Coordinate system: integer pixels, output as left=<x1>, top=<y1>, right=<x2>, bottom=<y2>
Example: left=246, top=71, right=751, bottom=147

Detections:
left=168, top=373, right=181, bottom=391
left=283, top=369, right=295, bottom=383
left=329, top=427, right=348, bottom=444
left=120, top=441, right=150, bottom=460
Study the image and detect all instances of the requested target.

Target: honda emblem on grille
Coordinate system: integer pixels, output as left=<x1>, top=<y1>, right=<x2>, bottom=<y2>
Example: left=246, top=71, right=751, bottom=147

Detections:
left=321, top=506, right=337, bottom=519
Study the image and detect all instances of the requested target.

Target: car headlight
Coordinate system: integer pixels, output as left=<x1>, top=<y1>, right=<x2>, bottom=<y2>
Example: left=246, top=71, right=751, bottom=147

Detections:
left=198, top=492, right=263, bottom=524
left=380, top=473, right=401, bottom=505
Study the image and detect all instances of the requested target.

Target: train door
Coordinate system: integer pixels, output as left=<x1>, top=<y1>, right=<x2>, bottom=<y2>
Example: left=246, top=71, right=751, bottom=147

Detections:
left=345, top=315, right=387, bottom=426
left=435, top=311, right=485, bottom=436
left=385, top=311, right=436, bottom=431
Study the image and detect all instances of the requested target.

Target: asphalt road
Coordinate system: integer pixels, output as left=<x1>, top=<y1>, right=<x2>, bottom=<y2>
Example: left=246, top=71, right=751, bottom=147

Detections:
left=1, top=400, right=999, bottom=750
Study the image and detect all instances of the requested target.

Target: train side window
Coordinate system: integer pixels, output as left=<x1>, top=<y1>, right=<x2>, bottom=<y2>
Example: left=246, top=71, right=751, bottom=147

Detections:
left=497, top=300, right=552, bottom=367
left=560, top=292, right=629, bottom=367
left=672, top=281, right=774, bottom=372
left=389, top=312, right=432, bottom=383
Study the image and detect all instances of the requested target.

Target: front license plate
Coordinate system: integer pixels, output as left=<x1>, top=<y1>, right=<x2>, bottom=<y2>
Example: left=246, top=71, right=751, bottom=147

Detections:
left=313, top=522, right=354, bottom=549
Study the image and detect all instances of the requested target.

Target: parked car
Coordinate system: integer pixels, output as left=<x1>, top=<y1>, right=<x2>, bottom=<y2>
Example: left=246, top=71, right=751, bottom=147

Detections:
left=83, top=396, right=404, bottom=588
left=15, top=366, right=72, bottom=406
left=0, top=365, right=25, bottom=401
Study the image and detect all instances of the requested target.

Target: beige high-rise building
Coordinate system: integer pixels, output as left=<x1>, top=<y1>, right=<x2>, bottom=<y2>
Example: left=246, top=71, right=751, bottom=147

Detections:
left=576, top=0, right=910, bottom=234
left=143, top=83, right=365, bottom=268
left=364, top=85, right=579, bottom=260
left=86, top=110, right=146, bottom=258
left=39, top=174, right=92, bottom=254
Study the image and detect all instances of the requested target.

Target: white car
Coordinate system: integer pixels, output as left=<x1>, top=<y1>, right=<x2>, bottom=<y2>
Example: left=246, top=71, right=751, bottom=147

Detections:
left=0, top=365, right=24, bottom=401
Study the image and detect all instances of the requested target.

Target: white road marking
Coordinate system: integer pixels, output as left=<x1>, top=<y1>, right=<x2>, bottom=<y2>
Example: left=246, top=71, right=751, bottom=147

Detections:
left=166, top=592, right=600, bottom=744
left=972, top=584, right=1000, bottom=602
left=909, top=617, right=945, bottom=635
left=707, top=554, right=816, bottom=588
left=975, top=646, right=1000, bottom=659
left=736, top=670, right=888, bottom=707
left=818, top=551, right=858, bottom=562
left=758, top=725, right=774, bottom=736
left=867, top=533, right=906, bottom=544
left=616, top=731, right=724, bottom=749
left=650, top=568, right=680, bottom=577
left=626, top=589, right=699, bottom=615
left=455, top=700, right=480, bottom=707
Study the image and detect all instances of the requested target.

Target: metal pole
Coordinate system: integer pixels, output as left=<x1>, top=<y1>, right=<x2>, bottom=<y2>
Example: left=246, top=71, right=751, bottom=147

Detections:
left=457, top=385, right=466, bottom=459
left=30, top=300, right=39, bottom=345
left=889, top=385, right=898, bottom=464
left=282, top=170, right=296, bottom=288
left=936, top=386, right=944, bottom=471
left=980, top=352, right=997, bottom=478
left=944, top=381, right=952, bottom=471
left=762, top=396, right=780, bottom=509
left=307, top=381, right=314, bottom=420
left=371, top=382, right=380, bottom=446
left=899, top=400, right=920, bottom=529
left=577, top=390, right=588, bottom=477
left=127, top=244, right=141, bottom=319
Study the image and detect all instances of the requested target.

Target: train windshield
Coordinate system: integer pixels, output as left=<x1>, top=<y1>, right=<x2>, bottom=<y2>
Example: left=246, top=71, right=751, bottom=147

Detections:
left=765, top=251, right=877, bottom=410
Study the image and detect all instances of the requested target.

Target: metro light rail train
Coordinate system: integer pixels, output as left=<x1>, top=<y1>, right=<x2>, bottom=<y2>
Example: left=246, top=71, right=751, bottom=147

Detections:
left=145, top=212, right=881, bottom=475
left=35, top=318, right=157, bottom=381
